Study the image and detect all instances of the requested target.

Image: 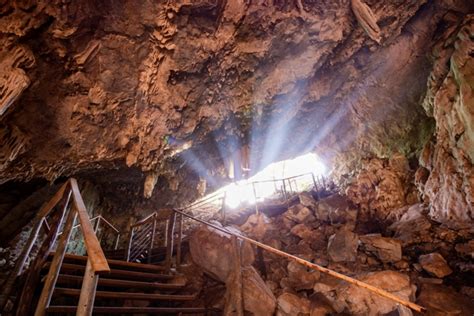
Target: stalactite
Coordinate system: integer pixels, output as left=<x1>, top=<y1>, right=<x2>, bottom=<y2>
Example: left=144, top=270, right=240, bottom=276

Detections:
left=351, top=0, right=382, bottom=44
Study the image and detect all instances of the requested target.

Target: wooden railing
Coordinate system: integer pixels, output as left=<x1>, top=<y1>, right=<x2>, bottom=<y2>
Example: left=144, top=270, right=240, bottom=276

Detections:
left=0, top=178, right=110, bottom=316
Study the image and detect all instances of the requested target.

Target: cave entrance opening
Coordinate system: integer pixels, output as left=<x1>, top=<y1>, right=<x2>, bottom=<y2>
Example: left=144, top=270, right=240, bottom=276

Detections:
left=221, top=153, right=326, bottom=210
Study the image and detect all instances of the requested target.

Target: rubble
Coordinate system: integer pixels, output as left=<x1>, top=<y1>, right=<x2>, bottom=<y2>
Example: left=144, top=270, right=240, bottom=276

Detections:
left=327, top=229, right=359, bottom=262
left=359, top=234, right=402, bottom=263
left=418, top=253, right=453, bottom=278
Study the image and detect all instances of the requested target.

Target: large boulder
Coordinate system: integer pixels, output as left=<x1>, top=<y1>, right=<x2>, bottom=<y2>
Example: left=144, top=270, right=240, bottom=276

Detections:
left=327, top=229, right=358, bottom=262
left=189, top=224, right=254, bottom=282
left=389, top=204, right=433, bottom=246
left=325, top=270, right=416, bottom=315
left=277, top=292, right=311, bottom=316
left=360, top=234, right=402, bottom=263
left=280, top=261, right=320, bottom=291
left=417, top=284, right=474, bottom=316
left=242, top=267, right=277, bottom=316
left=285, top=204, right=315, bottom=223
left=419, top=253, right=452, bottom=278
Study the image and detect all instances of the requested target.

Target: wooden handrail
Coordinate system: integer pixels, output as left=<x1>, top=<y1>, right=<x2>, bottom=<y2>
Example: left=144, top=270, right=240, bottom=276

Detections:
left=2, top=178, right=112, bottom=316
left=69, top=178, right=110, bottom=274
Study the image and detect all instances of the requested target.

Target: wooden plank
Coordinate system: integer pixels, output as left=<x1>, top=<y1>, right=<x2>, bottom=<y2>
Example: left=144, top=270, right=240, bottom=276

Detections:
left=54, top=288, right=196, bottom=301
left=56, top=274, right=184, bottom=289
left=37, top=181, right=70, bottom=218
left=77, top=258, right=98, bottom=316
left=34, top=205, right=77, bottom=316
left=46, top=306, right=210, bottom=314
left=52, top=253, right=167, bottom=272
left=231, top=237, right=244, bottom=316
left=69, top=179, right=110, bottom=274
left=43, top=263, right=173, bottom=280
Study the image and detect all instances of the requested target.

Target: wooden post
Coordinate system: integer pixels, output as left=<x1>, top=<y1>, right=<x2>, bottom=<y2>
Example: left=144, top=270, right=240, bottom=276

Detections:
left=231, top=236, right=244, bottom=316
left=126, top=227, right=134, bottom=262
left=34, top=205, right=77, bottom=316
left=176, top=213, right=183, bottom=268
left=148, top=215, right=157, bottom=263
left=165, top=213, right=176, bottom=271
left=77, top=258, right=99, bottom=316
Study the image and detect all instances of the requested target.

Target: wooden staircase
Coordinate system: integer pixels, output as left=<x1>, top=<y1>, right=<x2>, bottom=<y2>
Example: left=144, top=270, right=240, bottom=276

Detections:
left=42, top=253, right=208, bottom=315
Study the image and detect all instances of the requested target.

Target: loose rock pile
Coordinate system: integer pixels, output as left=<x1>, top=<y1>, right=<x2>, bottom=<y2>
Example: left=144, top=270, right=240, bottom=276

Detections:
left=188, top=188, right=474, bottom=315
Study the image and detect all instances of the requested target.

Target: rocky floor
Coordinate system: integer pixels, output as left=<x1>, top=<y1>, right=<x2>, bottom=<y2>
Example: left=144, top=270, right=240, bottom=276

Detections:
left=187, top=188, right=474, bottom=315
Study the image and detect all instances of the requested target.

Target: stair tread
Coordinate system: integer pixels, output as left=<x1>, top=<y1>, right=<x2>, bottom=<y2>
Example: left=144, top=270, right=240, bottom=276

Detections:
left=54, top=287, right=196, bottom=301
left=56, top=274, right=185, bottom=289
left=49, top=252, right=166, bottom=272
left=46, top=306, right=209, bottom=314
left=43, top=262, right=173, bottom=280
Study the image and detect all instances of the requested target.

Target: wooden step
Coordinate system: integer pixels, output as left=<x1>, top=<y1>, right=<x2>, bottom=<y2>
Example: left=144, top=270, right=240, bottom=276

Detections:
left=43, top=263, right=173, bottom=281
left=54, top=288, right=196, bottom=301
left=46, top=306, right=210, bottom=314
left=56, top=274, right=185, bottom=290
left=49, top=253, right=166, bottom=273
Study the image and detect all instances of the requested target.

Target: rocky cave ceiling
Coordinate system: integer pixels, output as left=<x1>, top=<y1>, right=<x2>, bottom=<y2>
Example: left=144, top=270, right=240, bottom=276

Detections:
left=0, top=1, right=473, bottom=225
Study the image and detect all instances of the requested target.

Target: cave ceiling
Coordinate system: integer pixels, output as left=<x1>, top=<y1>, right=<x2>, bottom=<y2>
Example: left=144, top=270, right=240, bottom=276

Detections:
left=0, top=0, right=473, bottom=207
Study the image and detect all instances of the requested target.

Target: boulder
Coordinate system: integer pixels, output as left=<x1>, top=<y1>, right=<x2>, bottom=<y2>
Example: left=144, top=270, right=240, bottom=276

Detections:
left=419, top=253, right=452, bottom=278
left=359, top=234, right=402, bottom=262
left=240, top=213, right=272, bottom=240
left=280, top=261, right=320, bottom=290
left=327, top=229, right=358, bottom=262
left=389, top=204, right=432, bottom=246
left=189, top=224, right=254, bottom=282
left=285, top=204, right=315, bottom=223
left=277, top=292, right=311, bottom=316
left=298, top=192, right=317, bottom=209
left=290, top=223, right=313, bottom=240
left=417, top=284, right=474, bottom=316
left=242, top=267, right=277, bottom=316
left=455, top=240, right=474, bottom=259
left=325, top=270, right=416, bottom=315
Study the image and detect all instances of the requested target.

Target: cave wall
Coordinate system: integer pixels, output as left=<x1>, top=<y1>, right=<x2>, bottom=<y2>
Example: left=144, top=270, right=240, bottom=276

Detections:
left=0, top=0, right=472, bottom=232
left=420, top=14, right=474, bottom=225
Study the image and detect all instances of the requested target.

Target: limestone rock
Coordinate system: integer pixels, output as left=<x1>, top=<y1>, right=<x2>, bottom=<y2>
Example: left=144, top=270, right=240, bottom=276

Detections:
left=242, top=266, right=277, bottom=316
left=285, top=204, right=315, bottom=224
left=277, top=292, right=311, bottom=316
left=189, top=224, right=254, bottom=282
left=327, top=270, right=416, bottom=315
left=417, top=284, right=474, bottom=316
left=389, top=204, right=432, bottom=246
left=290, top=223, right=313, bottom=240
left=240, top=213, right=272, bottom=240
left=327, top=230, right=358, bottom=262
left=455, top=240, right=474, bottom=259
left=281, top=261, right=320, bottom=291
left=419, top=253, right=453, bottom=278
left=360, top=234, right=402, bottom=263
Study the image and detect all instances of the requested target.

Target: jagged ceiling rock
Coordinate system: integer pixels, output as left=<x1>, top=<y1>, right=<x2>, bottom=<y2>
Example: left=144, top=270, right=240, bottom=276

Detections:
left=0, top=0, right=472, bottom=224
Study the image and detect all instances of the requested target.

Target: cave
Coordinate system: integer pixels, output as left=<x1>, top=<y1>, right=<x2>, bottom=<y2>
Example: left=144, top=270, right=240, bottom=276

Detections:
left=0, top=0, right=473, bottom=315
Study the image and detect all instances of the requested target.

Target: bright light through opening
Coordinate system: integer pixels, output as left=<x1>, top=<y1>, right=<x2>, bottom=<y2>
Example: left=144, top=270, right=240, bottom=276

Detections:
left=222, top=153, right=326, bottom=209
